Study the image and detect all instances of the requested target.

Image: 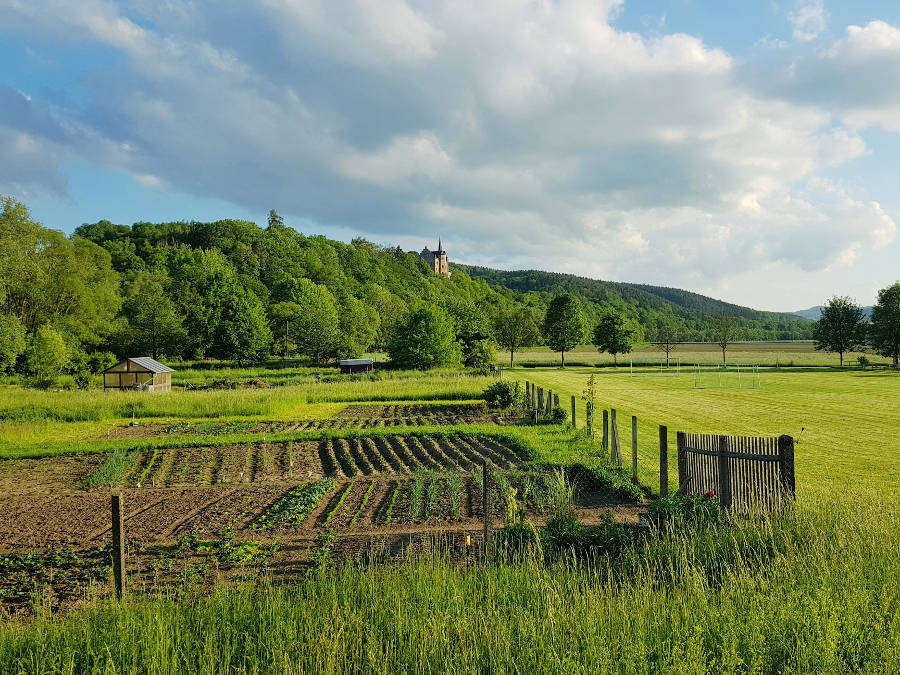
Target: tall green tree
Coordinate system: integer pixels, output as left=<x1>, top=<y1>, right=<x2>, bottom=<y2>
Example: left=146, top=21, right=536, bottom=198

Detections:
left=712, top=316, right=740, bottom=365
left=445, top=301, right=492, bottom=367
left=121, top=272, right=186, bottom=359
left=1, top=197, right=120, bottom=346
left=336, top=294, right=380, bottom=358
left=542, top=294, right=585, bottom=367
left=592, top=310, right=643, bottom=366
left=214, top=286, right=272, bottom=364
left=290, top=279, right=340, bottom=362
left=652, top=317, right=681, bottom=368
left=26, top=324, right=69, bottom=387
left=813, top=296, right=866, bottom=367
left=869, top=283, right=900, bottom=368
left=493, top=306, right=541, bottom=367
left=269, top=301, right=304, bottom=360
left=0, top=314, right=26, bottom=373
left=387, top=304, right=461, bottom=369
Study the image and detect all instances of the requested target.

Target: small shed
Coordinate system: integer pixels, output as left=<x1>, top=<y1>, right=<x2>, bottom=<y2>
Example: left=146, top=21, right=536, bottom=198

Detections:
left=339, top=358, right=374, bottom=374
left=103, top=357, right=174, bottom=392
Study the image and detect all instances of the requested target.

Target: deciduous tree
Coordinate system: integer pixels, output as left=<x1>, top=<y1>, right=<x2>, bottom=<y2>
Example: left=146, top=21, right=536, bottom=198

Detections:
left=652, top=317, right=681, bottom=368
left=592, top=310, right=643, bottom=366
left=869, top=283, right=900, bottom=368
left=387, top=304, right=461, bottom=369
left=712, top=316, right=740, bottom=365
left=26, top=324, right=69, bottom=387
left=542, top=294, right=585, bottom=367
left=813, top=296, right=866, bottom=367
left=493, top=306, right=541, bottom=367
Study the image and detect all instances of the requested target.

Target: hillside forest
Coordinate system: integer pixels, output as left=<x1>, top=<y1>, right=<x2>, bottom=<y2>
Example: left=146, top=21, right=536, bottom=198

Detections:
left=0, top=197, right=815, bottom=381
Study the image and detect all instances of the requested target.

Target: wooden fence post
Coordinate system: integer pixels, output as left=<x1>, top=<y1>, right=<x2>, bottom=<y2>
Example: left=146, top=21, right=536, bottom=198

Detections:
left=586, top=402, right=593, bottom=436
left=631, top=415, right=638, bottom=483
left=525, top=381, right=530, bottom=408
left=778, top=435, right=796, bottom=502
left=531, top=384, right=536, bottom=410
left=717, top=435, right=732, bottom=510
left=482, top=460, right=492, bottom=559
left=676, top=431, right=688, bottom=493
left=537, top=387, right=544, bottom=412
left=571, top=395, right=576, bottom=429
left=717, top=436, right=731, bottom=509
left=111, top=493, right=126, bottom=599
left=611, top=409, right=621, bottom=467
left=659, top=425, right=668, bottom=497
left=545, top=389, right=551, bottom=414
left=602, top=409, right=609, bottom=452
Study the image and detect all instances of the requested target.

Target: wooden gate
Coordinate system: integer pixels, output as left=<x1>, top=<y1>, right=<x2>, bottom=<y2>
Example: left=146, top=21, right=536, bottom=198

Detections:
left=676, top=432, right=795, bottom=512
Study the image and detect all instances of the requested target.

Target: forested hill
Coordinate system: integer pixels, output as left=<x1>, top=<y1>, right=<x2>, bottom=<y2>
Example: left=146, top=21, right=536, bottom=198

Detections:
left=457, top=265, right=813, bottom=340
left=0, top=196, right=813, bottom=374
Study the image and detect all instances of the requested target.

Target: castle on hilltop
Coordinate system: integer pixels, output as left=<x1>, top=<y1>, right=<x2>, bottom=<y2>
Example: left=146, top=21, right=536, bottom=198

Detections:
left=419, top=238, right=451, bottom=277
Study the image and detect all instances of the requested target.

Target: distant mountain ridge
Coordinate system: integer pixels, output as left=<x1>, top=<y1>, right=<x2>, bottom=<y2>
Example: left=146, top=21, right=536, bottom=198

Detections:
left=456, top=264, right=814, bottom=340
left=793, top=305, right=873, bottom=321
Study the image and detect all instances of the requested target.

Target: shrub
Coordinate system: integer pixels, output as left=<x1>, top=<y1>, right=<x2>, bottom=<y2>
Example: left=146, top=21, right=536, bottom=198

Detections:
left=464, top=339, right=497, bottom=368
left=496, top=521, right=541, bottom=559
left=857, top=355, right=871, bottom=369
left=543, top=511, right=583, bottom=549
left=482, top=380, right=522, bottom=408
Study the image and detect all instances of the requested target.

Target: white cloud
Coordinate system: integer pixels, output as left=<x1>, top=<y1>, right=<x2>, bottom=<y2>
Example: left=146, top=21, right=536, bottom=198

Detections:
left=790, top=1, right=827, bottom=42
left=0, top=0, right=897, bottom=307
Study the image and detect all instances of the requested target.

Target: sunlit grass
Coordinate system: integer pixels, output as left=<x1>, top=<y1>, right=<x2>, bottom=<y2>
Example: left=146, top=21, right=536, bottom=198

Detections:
left=511, top=367, right=900, bottom=499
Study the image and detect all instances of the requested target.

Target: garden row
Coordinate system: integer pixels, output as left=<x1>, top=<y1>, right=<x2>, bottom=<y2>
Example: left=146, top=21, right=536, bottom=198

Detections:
left=100, top=435, right=532, bottom=488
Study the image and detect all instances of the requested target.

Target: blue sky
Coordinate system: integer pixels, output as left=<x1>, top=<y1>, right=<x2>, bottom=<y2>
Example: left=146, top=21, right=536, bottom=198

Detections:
left=2, top=1, right=900, bottom=312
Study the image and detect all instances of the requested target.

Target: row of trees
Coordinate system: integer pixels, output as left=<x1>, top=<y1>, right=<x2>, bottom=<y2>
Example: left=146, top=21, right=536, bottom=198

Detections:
left=813, top=289, right=900, bottom=366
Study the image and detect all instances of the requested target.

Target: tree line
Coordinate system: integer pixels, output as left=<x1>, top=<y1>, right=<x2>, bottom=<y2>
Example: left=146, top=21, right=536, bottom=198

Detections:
left=10, top=196, right=879, bottom=388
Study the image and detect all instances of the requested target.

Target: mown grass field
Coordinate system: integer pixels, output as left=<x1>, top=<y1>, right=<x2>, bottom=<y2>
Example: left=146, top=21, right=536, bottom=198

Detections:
left=510, top=366, right=900, bottom=500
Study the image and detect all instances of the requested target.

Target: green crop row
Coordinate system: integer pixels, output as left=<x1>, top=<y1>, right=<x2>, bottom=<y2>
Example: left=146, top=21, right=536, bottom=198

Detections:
left=251, top=479, right=337, bottom=531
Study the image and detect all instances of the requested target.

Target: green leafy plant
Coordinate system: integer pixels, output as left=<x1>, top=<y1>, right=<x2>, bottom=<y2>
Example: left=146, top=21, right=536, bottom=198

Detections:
left=252, top=478, right=337, bottom=530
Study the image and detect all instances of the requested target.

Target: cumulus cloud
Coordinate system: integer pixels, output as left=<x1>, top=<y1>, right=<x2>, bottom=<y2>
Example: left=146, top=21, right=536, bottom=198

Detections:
left=0, top=0, right=897, bottom=305
left=790, top=1, right=827, bottom=42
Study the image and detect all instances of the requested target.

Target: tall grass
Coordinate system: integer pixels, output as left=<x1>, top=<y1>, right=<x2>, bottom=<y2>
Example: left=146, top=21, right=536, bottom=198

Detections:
left=0, top=499, right=896, bottom=672
left=0, top=374, right=493, bottom=424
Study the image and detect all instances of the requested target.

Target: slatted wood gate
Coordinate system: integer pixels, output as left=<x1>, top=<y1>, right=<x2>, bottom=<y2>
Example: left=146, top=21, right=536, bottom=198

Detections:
left=676, top=432, right=795, bottom=512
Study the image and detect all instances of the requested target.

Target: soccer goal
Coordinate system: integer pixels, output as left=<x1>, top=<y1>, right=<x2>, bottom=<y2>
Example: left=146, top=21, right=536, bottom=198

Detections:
left=693, top=363, right=761, bottom=390
left=629, top=357, right=681, bottom=377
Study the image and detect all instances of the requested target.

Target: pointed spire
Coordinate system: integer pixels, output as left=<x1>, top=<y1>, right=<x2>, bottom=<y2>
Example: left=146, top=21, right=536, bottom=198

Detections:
left=438, top=237, right=442, bottom=252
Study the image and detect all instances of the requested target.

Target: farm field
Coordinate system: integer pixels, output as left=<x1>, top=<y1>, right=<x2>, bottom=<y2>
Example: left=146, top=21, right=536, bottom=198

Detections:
left=0, top=365, right=897, bottom=673
left=509, top=341, right=895, bottom=367
left=510, top=366, right=900, bottom=500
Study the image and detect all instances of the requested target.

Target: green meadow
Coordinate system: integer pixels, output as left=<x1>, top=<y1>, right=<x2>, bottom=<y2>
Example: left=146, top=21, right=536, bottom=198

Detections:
left=509, top=366, right=900, bottom=500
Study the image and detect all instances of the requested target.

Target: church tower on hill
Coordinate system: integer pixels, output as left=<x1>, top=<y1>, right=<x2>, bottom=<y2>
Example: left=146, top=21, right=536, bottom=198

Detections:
left=419, top=238, right=451, bottom=277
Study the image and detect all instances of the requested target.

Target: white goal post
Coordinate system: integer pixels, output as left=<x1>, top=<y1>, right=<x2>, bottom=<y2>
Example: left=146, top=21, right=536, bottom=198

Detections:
left=693, top=363, right=761, bottom=390
left=629, top=357, right=681, bottom=377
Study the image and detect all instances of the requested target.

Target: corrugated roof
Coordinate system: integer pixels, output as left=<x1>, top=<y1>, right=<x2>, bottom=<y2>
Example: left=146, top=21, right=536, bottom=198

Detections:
left=339, top=358, right=374, bottom=366
left=104, top=357, right=175, bottom=373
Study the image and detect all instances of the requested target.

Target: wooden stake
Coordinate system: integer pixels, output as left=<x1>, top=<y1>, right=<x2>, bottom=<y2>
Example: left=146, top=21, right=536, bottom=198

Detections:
left=659, top=425, right=668, bottom=497
left=717, top=435, right=732, bottom=510
left=482, top=460, right=492, bottom=559
left=778, top=434, right=796, bottom=502
left=611, top=409, right=621, bottom=467
left=111, top=493, right=126, bottom=599
left=631, top=415, right=638, bottom=483
left=571, top=395, right=576, bottom=429
left=602, top=409, right=609, bottom=452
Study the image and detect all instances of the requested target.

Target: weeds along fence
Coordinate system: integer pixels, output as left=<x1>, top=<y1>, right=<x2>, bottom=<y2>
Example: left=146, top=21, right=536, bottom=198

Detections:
left=522, top=380, right=796, bottom=512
